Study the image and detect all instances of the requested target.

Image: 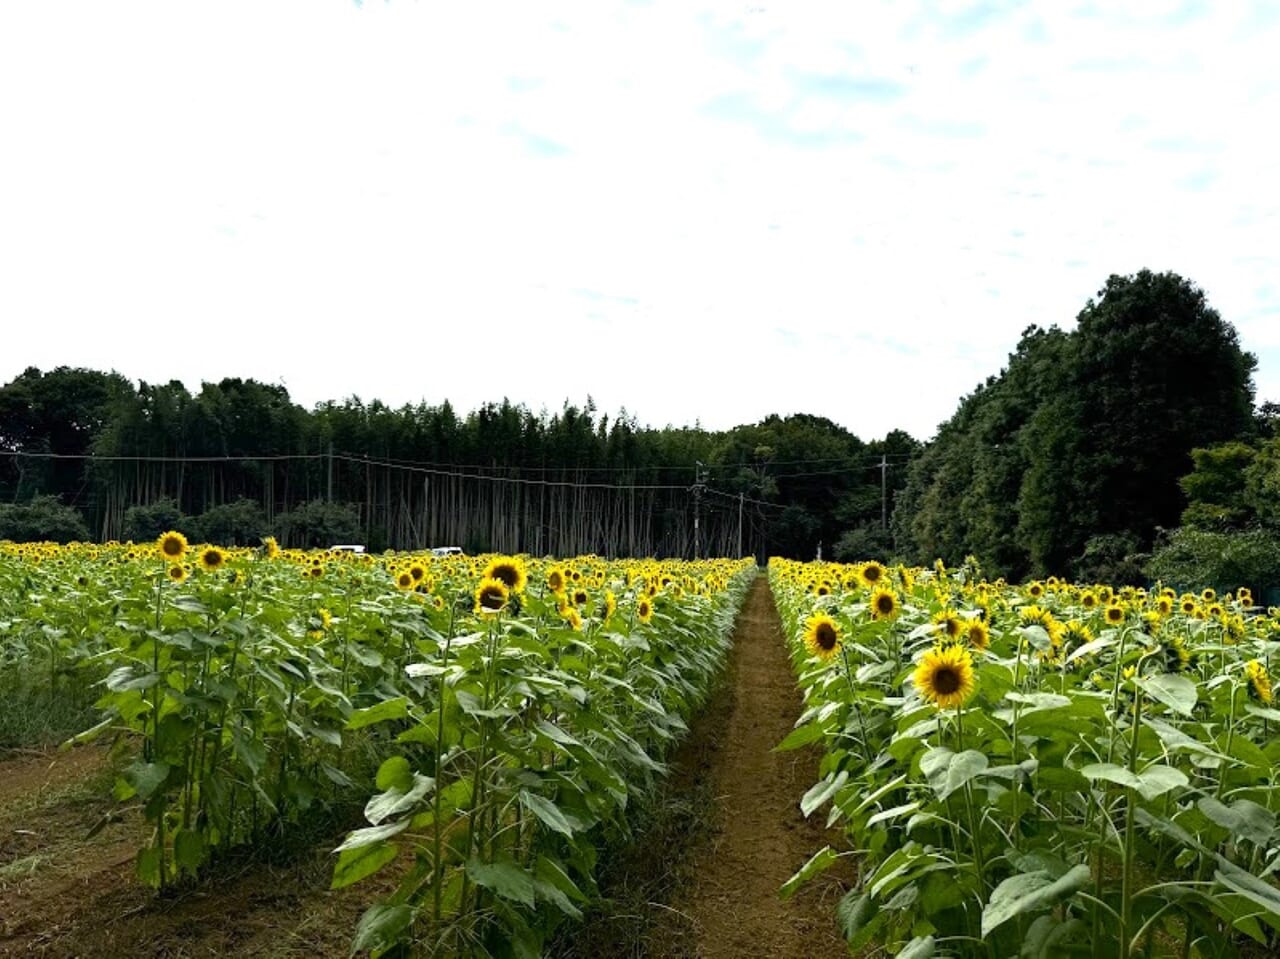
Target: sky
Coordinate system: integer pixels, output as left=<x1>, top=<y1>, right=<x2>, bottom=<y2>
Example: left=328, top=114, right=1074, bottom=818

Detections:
left=2, top=1, right=1279, bottom=442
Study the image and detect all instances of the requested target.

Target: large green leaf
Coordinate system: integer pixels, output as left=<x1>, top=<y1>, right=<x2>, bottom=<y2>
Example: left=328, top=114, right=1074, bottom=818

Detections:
left=519, top=790, right=577, bottom=838
left=352, top=903, right=416, bottom=955
left=780, top=845, right=837, bottom=901
left=981, top=864, right=1091, bottom=936
left=1137, top=674, right=1198, bottom=717
left=466, top=856, right=537, bottom=908
left=800, top=770, right=849, bottom=818
left=921, top=747, right=989, bottom=800
left=346, top=696, right=409, bottom=730
left=332, top=840, right=400, bottom=890
left=898, top=935, right=935, bottom=958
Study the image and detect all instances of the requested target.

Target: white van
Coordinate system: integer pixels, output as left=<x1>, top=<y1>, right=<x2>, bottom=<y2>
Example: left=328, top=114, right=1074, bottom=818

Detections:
left=430, top=546, right=464, bottom=557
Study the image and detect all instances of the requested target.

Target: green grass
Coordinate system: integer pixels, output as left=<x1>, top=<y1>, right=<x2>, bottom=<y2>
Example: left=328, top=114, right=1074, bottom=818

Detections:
left=0, top=675, right=103, bottom=753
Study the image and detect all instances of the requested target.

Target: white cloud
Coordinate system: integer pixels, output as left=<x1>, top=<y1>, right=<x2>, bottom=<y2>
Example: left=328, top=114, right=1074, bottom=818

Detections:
left=2, top=0, right=1278, bottom=441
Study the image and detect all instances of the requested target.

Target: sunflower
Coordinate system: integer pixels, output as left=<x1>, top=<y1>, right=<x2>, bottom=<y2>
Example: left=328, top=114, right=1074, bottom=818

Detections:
left=562, top=606, right=584, bottom=630
left=262, top=536, right=281, bottom=559
left=167, top=563, right=188, bottom=584
left=572, top=588, right=589, bottom=607
left=1245, top=660, right=1273, bottom=705
left=546, top=566, right=567, bottom=594
left=199, top=546, right=227, bottom=573
left=308, top=563, right=325, bottom=580
left=933, top=609, right=964, bottom=642
left=1163, top=636, right=1193, bottom=673
left=484, top=556, right=527, bottom=594
left=1026, top=581, right=1045, bottom=600
left=1062, top=619, right=1093, bottom=650
left=601, top=590, right=617, bottom=622
left=474, top=576, right=510, bottom=615
left=1080, top=591, right=1098, bottom=611
left=636, top=597, right=654, bottom=624
left=158, top=530, right=188, bottom=561
left=394, top=569, right=415, bottom=591
left=1180, top=596, right=1198, bottom=616
left=868, top=586, right=899, bottom=621
left=317, top=607, right=333, bottom=630
left=859, top=561, right=887, bottom=588
left=964, top=618, right=990, bottom=652
left=1154, top=595, right=1174, bottom=617
left=1202, top=588, right=1216, bottom=602
left=1104, top=604, right=1126, bottom=626
left=803, top=614, right=842, bottom=661
left=914, top=644, right=976, bottom=710
left=408, top=562, right=427, bottom=584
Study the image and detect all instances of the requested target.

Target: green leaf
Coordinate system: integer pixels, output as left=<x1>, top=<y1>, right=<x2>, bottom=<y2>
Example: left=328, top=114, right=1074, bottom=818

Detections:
left=800, top=770, right=849, bottom=818
left=332, top=840, right=400, bottom=889
left=519, top=790, right=576, bottom=838
left=1214, top=863, right=1280, bottom=930
left=173, top=827, right=206, bottom=875
left=774, top=722, right=828, bottom=752
left=1136, top=673, right=1198, bottom=717
left=124, top=760, right=170, bottom=800
left=346, top=696, right=409, bottom=730
left=534, top=719, right=582, bottom=748
left=352, top=903, right=415, bottom=955
left=981, top=864, right=1091, bottom=937
left=921, top=747, right=989, bottom=800
left=780, top=845, right=837, bottom=901
left=1134, top=764, right=1189, bottom=801
left=375, top=755, right=413, bottom=792
left=1080, top=762, right=1142, bottom=791
left=136, top=845, right=162, bottom=889
left=898, top=935, right=935, bottom=959
left=466, top=856, right=536, bottom=908
left=365, top=774, right=434, bottom=826
left=867, top=802, right=921, bottom=827
left=336, top=819, right=409, bottom=852
left=1197, top=797, right=1275, bottom=846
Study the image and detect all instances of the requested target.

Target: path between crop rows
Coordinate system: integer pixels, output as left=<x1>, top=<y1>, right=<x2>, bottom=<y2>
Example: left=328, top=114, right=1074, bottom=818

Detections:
left=668, top=574, right=850, bottom=958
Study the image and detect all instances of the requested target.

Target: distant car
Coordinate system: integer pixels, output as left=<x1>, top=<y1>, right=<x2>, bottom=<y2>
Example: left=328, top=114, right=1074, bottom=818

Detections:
left=430, top=546, right=464, bottom=557
left=329, top=544, right=367, bottom=554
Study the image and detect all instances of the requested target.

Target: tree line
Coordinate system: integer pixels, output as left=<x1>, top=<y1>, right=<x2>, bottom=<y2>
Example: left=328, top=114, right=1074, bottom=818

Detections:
left=1, top=268, right=1269, bottom=585
left=0, top=371, right=916, bottom=558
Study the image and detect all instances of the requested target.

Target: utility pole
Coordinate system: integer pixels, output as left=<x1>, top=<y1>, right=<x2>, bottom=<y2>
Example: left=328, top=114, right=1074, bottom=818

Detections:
left=327, top=441, right=334, bottom=503
left=880, top=453, right=888, bottom=530
left=737, top=490, right=744, bottom=558
left=692, top=461, right=707, bottom=559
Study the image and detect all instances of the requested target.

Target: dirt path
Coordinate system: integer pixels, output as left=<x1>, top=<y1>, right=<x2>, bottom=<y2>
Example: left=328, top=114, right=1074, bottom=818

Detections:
left=668, top=575, right=850, bottom=958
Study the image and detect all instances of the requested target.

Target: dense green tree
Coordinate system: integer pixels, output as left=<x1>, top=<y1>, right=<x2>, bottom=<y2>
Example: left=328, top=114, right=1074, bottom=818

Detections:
left=121, top=499, right=190, bottom=543
left=190, top=498, right=269, bottom=546
left=0, top=495, right=91, bottom=543
left=275, top=500, right=363, bottom=549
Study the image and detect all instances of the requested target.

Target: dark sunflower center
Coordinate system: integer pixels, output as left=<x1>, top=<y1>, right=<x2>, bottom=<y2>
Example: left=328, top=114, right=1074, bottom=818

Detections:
left=864, top=567, right=881, bottom=583
left=933, top=667, right=961, bottom=695
left=491, top=565, right=518, bottom=589
left=816, top=623, right=837, bottom=650
left=480, top=587, right=504, bottom=609
left=876, top=595, right=894, bottom=614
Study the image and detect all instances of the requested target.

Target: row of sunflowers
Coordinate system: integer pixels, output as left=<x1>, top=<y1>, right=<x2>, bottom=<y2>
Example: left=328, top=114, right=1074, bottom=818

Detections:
left=771, top=556, right=1280, bottom=959
left=0, top=536, right=755, bottom=956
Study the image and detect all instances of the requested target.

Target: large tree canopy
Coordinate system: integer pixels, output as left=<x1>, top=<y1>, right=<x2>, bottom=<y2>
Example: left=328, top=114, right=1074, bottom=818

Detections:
left=896, top=270, right=1257, bottom=580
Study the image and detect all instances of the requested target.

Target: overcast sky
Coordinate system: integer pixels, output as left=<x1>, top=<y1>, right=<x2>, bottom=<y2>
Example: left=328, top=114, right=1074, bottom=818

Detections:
left=3, top=1, right=1278, bottom=441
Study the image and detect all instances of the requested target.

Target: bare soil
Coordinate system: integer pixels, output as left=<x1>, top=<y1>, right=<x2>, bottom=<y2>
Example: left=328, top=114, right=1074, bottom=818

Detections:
left=665, top=575, right=852, bottom=959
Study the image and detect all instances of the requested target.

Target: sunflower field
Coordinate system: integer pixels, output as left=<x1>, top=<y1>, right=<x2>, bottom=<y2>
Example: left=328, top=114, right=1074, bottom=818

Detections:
left=0, top=537, right=753, bottom=956
left=772, top=557, right=1280, bottom=959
